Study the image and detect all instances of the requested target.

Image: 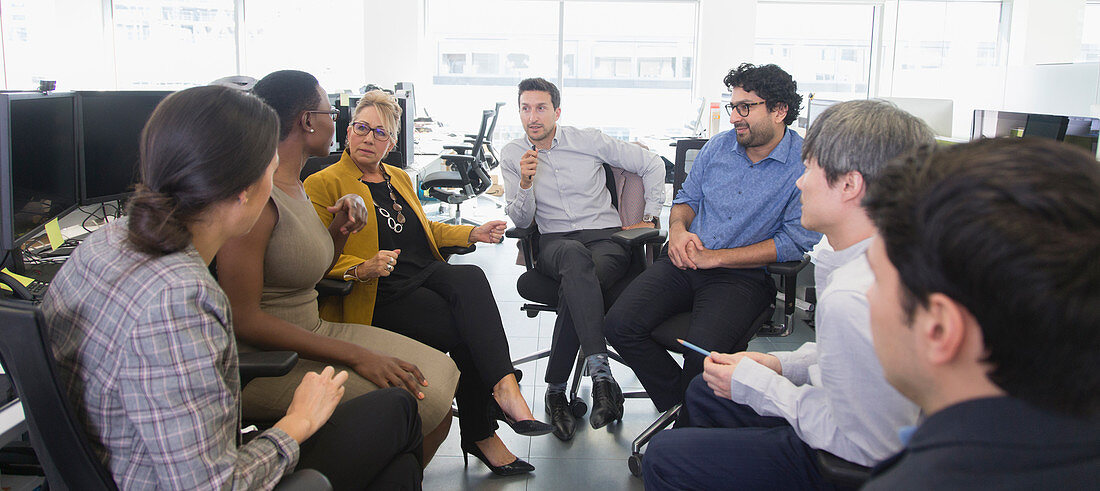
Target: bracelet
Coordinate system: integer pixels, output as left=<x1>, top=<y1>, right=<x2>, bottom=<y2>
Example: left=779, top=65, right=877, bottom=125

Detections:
left=343, top=264, right=368, bottom=283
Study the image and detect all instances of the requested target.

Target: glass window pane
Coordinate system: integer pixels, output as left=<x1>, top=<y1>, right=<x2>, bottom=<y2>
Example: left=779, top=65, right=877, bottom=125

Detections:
left=112, top=0, right=237, bottom=89
left=1081, top=2, right=1100, bottom=62
left=754, top=2, right=875, bottom=102
left=561, top=1, right=697, bottom=139
left=243, top=0, right=365, bottom=91
left=891, top=1, right=1005, bottom=138
left=2, top=0, right=111, bottom=90
left=422, top=0, right=560, bottom=140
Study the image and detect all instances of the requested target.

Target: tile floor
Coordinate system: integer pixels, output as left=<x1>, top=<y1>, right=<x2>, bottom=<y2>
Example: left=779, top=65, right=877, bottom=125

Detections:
left=420, top=198, right=817, bottom=490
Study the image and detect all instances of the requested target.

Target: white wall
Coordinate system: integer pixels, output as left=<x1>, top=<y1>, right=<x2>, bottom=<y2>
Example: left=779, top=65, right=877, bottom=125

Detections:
left=693, top=0, right=757, bottom=104
left=364, top=0, right=421, bottom=89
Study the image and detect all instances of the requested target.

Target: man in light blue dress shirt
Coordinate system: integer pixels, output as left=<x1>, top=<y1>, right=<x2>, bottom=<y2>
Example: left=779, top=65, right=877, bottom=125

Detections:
left=500, top=78, right=665, bottom=440
left=604, top=64, right=820, bottom=412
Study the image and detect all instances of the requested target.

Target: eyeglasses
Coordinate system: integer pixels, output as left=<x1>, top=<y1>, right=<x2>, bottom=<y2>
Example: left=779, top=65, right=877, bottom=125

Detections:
left=350, top=121, right=391, bottom=141
left=306, top=108, right=340, bottom=122
left=724, top=101, right=767, bottom=117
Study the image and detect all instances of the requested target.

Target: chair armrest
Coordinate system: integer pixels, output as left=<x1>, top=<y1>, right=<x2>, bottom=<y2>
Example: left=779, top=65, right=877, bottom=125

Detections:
left=443, top=145, right=473, bottom=154
left=505, top=226, right=537, bottom=240
left=440, top=245, right=476, bottom=256
left=814, top=450, right=872, bottom=488
left=765, top=255, right=810, bottom=277
left=239, top=351, right=298, bottom=388
left=440, top=154, right=476, bottom=163
left=611, top=227, right=662, bottom=247
left=274, top=469, right=332, bottom=491
left=315, top=278, right=353, bottom=297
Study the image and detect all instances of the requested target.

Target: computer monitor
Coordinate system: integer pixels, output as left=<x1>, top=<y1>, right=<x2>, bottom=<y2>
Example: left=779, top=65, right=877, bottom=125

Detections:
left=805, top=98, right=839, bottom=130
left=1023, top=114, right=1070, bottom=141
left=880, top=97, right=954, bottom=137
left=0, top=92, right=80, bottom=251
left=77, top=91, right=172, bottom=204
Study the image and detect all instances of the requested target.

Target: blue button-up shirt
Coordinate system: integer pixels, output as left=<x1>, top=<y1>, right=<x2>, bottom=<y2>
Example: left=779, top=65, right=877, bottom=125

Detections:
left=673, top=127, right=820, bottom=262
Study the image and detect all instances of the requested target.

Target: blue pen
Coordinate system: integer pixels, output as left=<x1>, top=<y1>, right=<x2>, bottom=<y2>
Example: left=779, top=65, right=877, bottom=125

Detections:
left=677, top=338, right=712, bottom=357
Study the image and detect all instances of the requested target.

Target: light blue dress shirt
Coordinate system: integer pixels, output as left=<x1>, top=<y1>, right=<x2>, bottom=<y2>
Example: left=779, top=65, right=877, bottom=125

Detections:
left=673, top=127, right=819, bottom=262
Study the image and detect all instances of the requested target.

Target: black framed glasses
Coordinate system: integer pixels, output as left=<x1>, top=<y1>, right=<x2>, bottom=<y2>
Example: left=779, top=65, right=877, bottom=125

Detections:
left=306, top=108, right=340, bottom=122
left=350, top=121, right=391, bottom=141
left=724, top=101, right=767, bottom=117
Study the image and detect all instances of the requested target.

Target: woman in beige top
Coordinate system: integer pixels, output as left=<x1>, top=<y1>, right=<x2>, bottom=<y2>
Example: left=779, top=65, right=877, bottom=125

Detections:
left=215, top=70, right=460, bottom=466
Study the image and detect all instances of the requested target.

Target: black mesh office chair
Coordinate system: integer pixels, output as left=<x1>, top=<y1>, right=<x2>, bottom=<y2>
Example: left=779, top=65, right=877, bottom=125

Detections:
left=420, top=109, right=495, bottom=225
left=463, top=102, right=506, bottom=169
left=0, top=298, right=330, bottom=490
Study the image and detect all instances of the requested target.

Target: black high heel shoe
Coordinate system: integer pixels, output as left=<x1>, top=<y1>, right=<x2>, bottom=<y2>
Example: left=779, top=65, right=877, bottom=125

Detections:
left=487, top=401, right=554, bottom=436
left=461, top=441, right=535, bottom=476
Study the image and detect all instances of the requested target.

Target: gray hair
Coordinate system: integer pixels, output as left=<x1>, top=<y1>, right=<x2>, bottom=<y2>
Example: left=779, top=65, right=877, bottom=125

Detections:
left=803, top=99, right=935, bottom=188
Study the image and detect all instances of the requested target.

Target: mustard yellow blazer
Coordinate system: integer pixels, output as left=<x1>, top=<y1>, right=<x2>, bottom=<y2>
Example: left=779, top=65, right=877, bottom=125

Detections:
left=303, top=152, right=475, bottom=325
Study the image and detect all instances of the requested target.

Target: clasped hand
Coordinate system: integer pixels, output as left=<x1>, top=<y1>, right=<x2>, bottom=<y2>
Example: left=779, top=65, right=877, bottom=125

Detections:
left=327, top=193, right=369, bottom=235
left=669, top=229, right=719, bottom=270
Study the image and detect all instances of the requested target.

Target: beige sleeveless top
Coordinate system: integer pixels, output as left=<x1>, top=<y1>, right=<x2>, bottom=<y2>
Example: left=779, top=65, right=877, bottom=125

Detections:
left=259, top=186, right=334, bottom=331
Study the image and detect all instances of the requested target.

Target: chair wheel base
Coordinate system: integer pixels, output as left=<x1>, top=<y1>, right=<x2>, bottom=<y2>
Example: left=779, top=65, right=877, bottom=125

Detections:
left=628, top=453, right=644, bottom=477
left=570, top=399, right=588, bottom=418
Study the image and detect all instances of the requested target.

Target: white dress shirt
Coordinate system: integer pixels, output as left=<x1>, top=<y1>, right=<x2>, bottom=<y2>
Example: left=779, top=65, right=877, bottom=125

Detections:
left=727, top=236, right=920, bottom=467
left=500, top=125, right=665, bottom=233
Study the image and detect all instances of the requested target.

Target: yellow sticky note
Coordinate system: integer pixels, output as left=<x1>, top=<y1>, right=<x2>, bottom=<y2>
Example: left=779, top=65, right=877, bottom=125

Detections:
left=0, top=267, right=34, bottom=293
left=44, top=218, right=63, bottom=251
left=340, top=92, right=350, bottom=107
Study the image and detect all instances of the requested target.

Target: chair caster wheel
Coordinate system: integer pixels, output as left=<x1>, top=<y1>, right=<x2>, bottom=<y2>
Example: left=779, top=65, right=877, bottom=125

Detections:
left=628, top=452, right=644, bottom=477
left=570, top=399, right=587, bottom=418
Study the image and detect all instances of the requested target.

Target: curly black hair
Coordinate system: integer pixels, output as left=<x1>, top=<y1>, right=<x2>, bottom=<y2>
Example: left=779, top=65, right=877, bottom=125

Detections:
left=723, top=63, right=801, bottom=126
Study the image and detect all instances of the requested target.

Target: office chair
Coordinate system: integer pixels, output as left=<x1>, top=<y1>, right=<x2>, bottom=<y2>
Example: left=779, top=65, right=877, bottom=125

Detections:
left=463, top=102, right=506, bottom=169
left=420, top=109, right=495, bottom=225
left=0, top=298, right=331, bottom=491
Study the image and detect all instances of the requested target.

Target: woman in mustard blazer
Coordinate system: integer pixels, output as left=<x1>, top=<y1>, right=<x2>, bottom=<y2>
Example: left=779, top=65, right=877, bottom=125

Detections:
left=304, top=91, right=552, bottom=476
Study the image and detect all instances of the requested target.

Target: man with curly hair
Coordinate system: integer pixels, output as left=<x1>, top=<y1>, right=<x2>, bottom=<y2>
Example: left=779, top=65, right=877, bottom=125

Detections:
left=605, top=63, right=820, bottom=412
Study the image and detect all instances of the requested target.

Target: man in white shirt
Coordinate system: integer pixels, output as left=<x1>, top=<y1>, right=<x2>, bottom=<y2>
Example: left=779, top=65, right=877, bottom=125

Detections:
left=642, top=100, right=930, bottom=489
left=500, top=77, right=664, bottom=440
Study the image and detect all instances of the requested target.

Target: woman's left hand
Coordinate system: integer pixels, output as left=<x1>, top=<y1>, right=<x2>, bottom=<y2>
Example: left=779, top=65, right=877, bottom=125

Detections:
left=469, top=220, right=507, bottom=244
left=327, top=194, right=369, bottom=235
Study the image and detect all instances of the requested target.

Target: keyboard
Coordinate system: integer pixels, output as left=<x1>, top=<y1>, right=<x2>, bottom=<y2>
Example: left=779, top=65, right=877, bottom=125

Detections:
left=26, top=280, right=48, bottom=297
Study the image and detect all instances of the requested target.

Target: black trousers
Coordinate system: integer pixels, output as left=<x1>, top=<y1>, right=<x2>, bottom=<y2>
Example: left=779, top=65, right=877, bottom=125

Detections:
left=297, top=387, right=424, bottom=491
left=536, top=227, right=631, bottom=384
left=603, top=257, right=771, bottom=411
left=372, top=263, right=515, bottom=443
left=642, top=375, right=844, bottom=491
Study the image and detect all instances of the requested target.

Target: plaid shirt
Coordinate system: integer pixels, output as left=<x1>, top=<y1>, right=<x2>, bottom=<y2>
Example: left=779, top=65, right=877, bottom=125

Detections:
left=42, top=221, right=299, bottom=490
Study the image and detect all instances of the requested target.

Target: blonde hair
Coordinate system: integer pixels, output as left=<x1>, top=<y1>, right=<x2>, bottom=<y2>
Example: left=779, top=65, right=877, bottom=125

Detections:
left=352, top=90, right=402, bottom=142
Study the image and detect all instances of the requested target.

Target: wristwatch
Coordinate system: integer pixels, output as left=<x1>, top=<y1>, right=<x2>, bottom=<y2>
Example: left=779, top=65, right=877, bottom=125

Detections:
left=641, top=214, right=660, bottom=228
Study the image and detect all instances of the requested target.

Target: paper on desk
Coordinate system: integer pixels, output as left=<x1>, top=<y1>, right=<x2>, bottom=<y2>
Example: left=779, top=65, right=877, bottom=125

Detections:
left=0, top=268, right=33, bottom=293
left=340, top=93, right=350, bottom=107
left=44, top=218, right=63, bottom=251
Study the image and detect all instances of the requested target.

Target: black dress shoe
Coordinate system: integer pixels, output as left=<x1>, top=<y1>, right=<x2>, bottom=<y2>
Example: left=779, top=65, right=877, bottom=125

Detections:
left=544, top=391, right=577, bottom=441
left=461, top=441, right=535, bottom=476
left=487, top=400, right=555, bottom=436
left=589, top=379, right=624, bottom=430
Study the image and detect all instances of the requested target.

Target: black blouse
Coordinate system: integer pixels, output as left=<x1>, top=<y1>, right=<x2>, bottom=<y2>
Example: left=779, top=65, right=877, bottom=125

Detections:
left=363, top=180, right=442, bottom=300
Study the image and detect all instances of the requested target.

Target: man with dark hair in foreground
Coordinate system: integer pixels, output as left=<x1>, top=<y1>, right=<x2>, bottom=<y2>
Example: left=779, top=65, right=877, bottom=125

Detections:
left=862, top=137, right=1100, bottom=489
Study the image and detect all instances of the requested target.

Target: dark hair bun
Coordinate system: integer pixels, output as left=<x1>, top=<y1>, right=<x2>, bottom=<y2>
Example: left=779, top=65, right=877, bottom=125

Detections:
left=126, top=184, right=191, bottom=256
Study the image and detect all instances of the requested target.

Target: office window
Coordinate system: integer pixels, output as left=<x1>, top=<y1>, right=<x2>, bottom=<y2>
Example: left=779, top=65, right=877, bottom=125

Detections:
left=112, top=0, right=237, bottom=89
left=1081, top=2, right=1100, bottom=62
left=423, top=0, right=697, bottom=141
left=894, top=1, right=1002, bottom=70
left=890, top=1, right=1006, bottom=138
left=753, top=2, right=875, bottom=101
left=242, top=0, right=366, bottom=92
left=1, top=0, right=110, bottom=90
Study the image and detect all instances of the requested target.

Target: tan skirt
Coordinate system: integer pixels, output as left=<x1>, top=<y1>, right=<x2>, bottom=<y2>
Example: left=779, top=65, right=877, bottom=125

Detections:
left=241, top=320, right=460, bottom=435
